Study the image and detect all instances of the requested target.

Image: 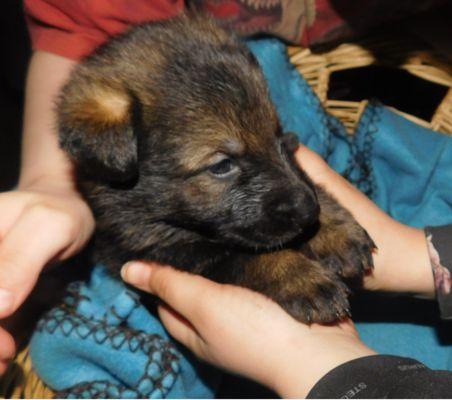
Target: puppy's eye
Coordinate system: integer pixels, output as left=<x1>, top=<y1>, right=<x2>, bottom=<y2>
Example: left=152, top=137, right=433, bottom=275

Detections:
left=208, top=158, right=237, bottom=177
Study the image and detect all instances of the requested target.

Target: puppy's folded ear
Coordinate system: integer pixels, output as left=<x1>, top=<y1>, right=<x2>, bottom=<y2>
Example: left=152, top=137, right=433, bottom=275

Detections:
left=58, top=78, right=138, bottom=182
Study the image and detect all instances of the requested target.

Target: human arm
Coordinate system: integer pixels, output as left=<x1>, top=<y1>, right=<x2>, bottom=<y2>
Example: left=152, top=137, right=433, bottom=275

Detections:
left=0, top=51, right=95, bottom=373
left=121, top=262, right=452, bottom=398
left=121, top=261, right=375, bottom=398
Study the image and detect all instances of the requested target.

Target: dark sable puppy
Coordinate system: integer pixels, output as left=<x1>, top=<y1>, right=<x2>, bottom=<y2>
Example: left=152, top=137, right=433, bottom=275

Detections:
left=58, top=14, right=375, bottom=323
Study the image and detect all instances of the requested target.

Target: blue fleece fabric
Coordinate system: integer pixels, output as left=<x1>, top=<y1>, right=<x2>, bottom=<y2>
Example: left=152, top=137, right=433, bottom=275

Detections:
left=30, top=265, right=218, bottom=398
left=30, top=38, right=452, bottom=397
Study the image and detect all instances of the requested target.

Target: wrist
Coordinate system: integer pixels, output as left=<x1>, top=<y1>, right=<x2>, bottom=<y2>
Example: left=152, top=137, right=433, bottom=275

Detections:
left=364, top=223, right=434, bottom=298
left=268, top=322, right=376, bottom=398
left=18, top=170, right=80, bottom=196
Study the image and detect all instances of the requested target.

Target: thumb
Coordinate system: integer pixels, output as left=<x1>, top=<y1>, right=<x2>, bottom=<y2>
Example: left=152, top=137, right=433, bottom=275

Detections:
left=0, top=205, right=76, bottom=317
left=294, top=145, right=332, bottom=184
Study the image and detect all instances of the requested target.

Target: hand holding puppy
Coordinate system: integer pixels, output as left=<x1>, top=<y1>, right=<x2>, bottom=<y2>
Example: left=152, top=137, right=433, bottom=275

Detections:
left=0, top=51, right=93, bottom=375
left=121, top=261, right=375, bottom=398
left=294, top=145, right=434, bottom=298
left=0, top=180, right=94, bottom=374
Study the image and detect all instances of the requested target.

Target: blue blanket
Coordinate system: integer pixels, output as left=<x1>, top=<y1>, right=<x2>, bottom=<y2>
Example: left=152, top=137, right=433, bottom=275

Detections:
left=30, top=38, right=452, bottom=397
left=30, top=265, right=218, bottom=398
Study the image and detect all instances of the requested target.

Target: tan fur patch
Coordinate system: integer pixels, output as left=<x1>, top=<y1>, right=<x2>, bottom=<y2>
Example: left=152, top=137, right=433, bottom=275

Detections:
left=85, top=88, right=130, bottom=127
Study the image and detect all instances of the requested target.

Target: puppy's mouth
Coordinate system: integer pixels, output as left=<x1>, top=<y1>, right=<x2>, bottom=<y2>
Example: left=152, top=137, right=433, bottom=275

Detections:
left=221, top=224, right=313, bottom=251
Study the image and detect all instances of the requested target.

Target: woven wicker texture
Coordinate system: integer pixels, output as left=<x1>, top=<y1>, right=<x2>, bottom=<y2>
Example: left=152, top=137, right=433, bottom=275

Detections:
left=0, top=348, right=53, bottom=399
left=288, top=31, right=452, bottom=134
left=1, top=31, right=452, bottom=400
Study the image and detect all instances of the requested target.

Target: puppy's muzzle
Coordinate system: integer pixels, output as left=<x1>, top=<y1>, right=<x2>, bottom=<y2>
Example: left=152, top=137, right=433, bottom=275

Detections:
left=266, top=186, right=319, bottom=230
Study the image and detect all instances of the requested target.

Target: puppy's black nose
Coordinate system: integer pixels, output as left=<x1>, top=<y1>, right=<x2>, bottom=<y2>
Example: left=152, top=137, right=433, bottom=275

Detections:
left=274, top=201, right=294, bottom=215
left=269, top=188, right=319, bottom=229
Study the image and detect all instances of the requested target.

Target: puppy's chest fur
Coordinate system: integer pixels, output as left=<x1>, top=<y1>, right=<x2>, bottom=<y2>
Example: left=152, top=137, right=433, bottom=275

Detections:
left=60, top=14, right=375, bottom=323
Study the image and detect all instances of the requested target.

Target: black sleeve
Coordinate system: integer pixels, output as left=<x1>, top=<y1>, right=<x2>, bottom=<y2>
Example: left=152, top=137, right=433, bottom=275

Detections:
left=425, top=225, right=452, bottom=319
left=307, top=355, right=452, bottom=398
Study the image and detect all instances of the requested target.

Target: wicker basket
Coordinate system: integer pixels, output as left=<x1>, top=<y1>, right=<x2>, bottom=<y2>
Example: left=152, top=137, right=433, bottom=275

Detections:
left=288, top=31, right=452, bottom=135
left=0, top=348, right=54, bottom=399
left=2, top=31, right=452, bottom=400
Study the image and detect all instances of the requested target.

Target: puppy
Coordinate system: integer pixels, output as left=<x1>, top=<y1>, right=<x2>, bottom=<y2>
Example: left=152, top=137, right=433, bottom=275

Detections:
left=58, top=14, right=375, bottom=323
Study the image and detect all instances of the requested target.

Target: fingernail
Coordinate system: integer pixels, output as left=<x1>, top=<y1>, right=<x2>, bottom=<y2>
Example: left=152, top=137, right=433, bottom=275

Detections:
left=0, top=289, right=14, bottom=316
left=121, top=262, right=151, bottom=286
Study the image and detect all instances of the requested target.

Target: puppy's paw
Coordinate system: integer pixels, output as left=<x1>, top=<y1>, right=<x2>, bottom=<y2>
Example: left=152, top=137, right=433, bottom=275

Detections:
left=313, top=223, right=375, bottom=281
left=236, top=248, right=352, bottom=324
left=307, top=188, right=376, bottom=281
left=277, top=271, right=351, bottom=324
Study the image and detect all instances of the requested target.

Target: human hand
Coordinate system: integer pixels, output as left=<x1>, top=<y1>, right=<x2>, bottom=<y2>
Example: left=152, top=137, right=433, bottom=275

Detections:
left=0, top=178, right=94, bottom=374
left=121, top=262, right=375, bottom=398
left=294, top=145, right=434, bottom=297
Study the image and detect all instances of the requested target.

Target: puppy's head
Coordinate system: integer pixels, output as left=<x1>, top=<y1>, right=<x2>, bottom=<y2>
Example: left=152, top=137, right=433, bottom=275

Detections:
left=58, top=16, right=319, bottom=252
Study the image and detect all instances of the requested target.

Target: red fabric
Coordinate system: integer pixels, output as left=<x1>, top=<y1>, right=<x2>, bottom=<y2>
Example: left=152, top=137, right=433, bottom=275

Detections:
left=24, top=0, right=184, bottom=60
left=24, top=0, right=447, bottom=60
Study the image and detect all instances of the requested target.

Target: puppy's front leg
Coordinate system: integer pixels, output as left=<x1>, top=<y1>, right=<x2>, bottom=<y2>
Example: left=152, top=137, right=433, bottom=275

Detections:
left=234, top=250, right=351, bottom=323
left=306, top=187, right=376, bottom=281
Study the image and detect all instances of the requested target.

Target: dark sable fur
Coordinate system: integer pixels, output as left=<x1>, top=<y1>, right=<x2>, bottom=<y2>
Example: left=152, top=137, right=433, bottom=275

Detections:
left=58, top=14, right=375, bottom=323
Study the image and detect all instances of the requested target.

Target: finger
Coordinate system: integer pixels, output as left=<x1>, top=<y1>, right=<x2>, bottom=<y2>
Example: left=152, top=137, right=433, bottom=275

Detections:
left=0, top=206, right=76, bottom=316
left=294, top=145, right=331, bottom=181
left=0, top=327, right=15, bottom=361
left=121, top=262, right=219, bottom=322
left=294, top=144, right=324, bottom=166
left=157, top=304, right=206, bottom=358
left=0, top=361, right=9, bottom=376
left=0, top=327, right=16, bottom=376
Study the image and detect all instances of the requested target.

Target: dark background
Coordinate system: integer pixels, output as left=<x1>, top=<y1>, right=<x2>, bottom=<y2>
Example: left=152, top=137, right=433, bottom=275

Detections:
left=0, top=0, right=30, bottom=191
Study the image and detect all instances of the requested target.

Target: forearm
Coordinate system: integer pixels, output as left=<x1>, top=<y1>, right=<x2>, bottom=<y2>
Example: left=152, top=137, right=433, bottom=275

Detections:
left=320, top=169, right=432, bottom=297
left=0, top=51, right=95, bottom=370
left=19, top=51, right=77, bottom=191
